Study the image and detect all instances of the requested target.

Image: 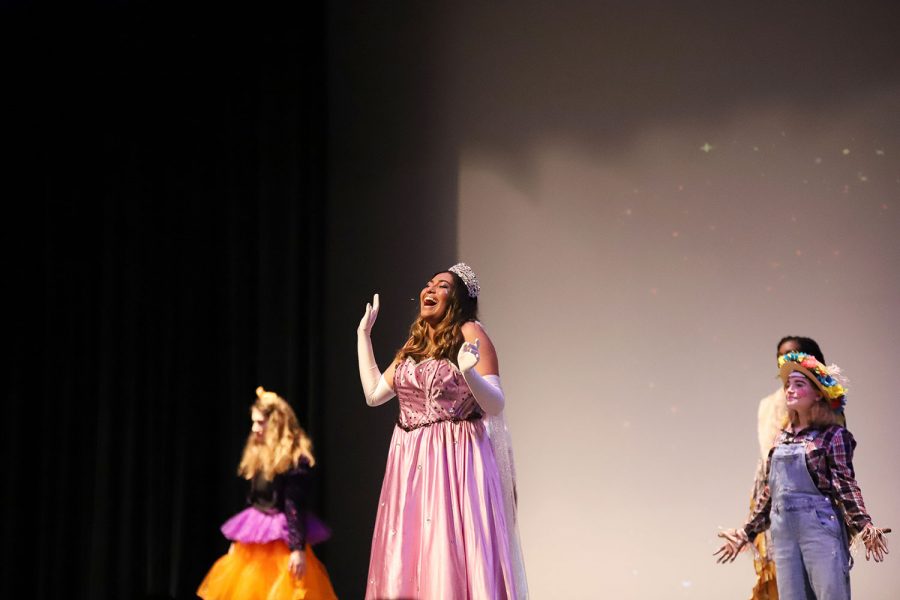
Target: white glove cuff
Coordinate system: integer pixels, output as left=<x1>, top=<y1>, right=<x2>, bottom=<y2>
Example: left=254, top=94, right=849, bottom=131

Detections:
left=463, top=369, right=505, bottom=416
left=367, top=374, right=396, bottom=407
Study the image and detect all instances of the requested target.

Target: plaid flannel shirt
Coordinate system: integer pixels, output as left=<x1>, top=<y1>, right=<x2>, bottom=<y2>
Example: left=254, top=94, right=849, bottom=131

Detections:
left=744, top=424, right=872, bottom=540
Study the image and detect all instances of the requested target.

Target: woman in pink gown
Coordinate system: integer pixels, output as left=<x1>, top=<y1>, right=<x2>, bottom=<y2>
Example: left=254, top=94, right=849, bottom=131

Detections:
left=356, top=263, right=525, bottom=599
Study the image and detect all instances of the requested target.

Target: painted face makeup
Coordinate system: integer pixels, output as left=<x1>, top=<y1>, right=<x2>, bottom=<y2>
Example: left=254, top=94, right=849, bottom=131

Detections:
left=784, top=372, right=822, bottom=413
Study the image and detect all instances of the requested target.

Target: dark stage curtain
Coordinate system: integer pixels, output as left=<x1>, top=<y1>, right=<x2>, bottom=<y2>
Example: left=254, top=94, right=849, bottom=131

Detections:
left=5, top=5, right=327, bottom=599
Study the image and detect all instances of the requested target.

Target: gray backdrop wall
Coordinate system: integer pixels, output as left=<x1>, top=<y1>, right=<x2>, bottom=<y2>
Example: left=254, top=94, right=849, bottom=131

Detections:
left=325, top=1, right=900, bottom=598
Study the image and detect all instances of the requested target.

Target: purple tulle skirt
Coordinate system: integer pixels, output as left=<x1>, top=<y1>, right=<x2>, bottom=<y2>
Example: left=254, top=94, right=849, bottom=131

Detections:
left=221, top=507, right=332, bottom=546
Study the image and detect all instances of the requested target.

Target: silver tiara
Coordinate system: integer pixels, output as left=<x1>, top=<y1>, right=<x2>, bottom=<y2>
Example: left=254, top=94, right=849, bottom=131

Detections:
left=448, top=262, right=480, bottom=298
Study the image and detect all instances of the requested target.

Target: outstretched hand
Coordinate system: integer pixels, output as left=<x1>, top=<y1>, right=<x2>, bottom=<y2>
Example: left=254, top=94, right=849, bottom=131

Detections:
left=862, top=525, right=891, bottom=563
left=713, top=528, right=750, bottom=564
left=358, top=294, right=380, bottom=336
left=458, top=338, right=481, bottom=373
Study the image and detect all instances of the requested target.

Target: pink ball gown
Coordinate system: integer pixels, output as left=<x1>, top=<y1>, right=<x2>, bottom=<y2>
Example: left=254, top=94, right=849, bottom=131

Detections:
left=365, top=357, right=517, bottom=599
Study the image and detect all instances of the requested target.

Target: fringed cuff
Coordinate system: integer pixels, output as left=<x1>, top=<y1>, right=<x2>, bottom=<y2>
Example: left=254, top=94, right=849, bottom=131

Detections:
left=850, top=525, right=890, bottom=556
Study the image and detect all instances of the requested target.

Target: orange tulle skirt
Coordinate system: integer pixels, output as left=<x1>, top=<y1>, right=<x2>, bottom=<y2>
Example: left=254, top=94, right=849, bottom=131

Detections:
left=197, top=541, right=337, bottom=600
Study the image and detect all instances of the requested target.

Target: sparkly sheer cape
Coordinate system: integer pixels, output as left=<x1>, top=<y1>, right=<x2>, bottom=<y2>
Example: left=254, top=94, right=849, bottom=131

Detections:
left=485, top=411, right=529, bottom=598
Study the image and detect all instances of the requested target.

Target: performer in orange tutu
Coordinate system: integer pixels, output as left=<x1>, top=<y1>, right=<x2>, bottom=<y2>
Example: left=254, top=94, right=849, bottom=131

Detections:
left=198, top=387, right=337, bottom=600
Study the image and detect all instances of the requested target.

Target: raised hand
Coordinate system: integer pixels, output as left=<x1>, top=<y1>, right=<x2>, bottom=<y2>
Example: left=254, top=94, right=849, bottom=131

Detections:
left=456, top=325, right=504, bottom=415
left=358, top=293, right=380, bottom=336
left=357, top=292, right=396, bottom=407
left=457, top=338, right=481, bottom=373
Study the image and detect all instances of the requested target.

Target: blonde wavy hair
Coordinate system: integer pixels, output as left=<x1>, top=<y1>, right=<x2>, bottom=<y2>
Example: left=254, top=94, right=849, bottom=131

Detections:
left=238, top=386, right=315, bottom=481
left=394, top=271, right=478, bottom=365
left=789, top=399, right=839, bottom=429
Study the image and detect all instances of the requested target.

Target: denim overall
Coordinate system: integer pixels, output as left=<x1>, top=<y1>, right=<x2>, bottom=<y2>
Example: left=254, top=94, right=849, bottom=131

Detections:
left=769, top=432, right=851, bottom=599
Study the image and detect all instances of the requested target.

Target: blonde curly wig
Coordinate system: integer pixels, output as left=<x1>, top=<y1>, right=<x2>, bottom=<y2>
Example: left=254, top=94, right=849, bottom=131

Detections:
left=237, top=386, right=315, bottom=481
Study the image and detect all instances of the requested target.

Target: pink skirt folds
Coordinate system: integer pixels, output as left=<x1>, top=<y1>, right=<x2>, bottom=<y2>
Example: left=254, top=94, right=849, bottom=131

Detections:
left=366, top=418, right=516, bottom=599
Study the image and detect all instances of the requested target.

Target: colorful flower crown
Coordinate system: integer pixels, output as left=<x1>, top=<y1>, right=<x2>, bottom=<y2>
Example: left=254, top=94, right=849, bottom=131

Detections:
left=778, top=351, right=848, bottom=410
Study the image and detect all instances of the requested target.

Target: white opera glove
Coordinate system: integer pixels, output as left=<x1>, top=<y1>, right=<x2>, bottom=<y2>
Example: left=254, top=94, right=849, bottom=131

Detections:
left=357, top=294, right=395, bottom=407
left=457, top=338, right=505, bottom=415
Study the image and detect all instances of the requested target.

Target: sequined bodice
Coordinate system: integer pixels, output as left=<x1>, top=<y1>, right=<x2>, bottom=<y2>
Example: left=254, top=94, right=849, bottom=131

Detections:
left=394, top=358, right=481, bottom=430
